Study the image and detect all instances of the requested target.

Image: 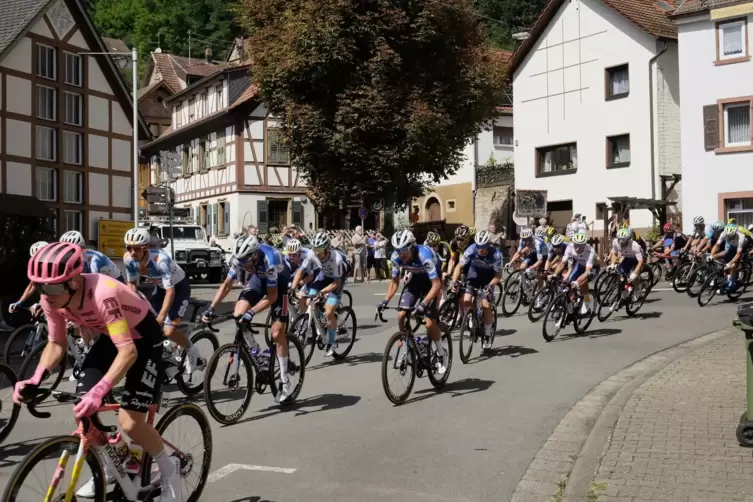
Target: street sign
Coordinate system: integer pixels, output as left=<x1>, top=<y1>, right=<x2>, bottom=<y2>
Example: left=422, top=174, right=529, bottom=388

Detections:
left=98, top=219, right=132, bottom=258
left=358, top=207, right=368, bottom=219
left=141, top=186, right=174, bottom=204
left=371, top=201, right=383, bottom=212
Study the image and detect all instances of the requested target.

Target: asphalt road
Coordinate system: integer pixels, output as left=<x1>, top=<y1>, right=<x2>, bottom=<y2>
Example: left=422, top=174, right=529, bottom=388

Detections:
left=0, top=280, right=743, bottom=501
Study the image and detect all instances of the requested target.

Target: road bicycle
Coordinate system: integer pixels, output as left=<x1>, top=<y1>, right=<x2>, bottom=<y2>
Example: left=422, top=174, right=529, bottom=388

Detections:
left=203, top=316, right=306, bottom=425
left=1, top=388, right=212, bottom=502
left=0, top=362, right=20, bottom=445
left=289, top=293, right=357, bottom=366
left=697, top=258, right=752, bottom=307
left=541, top=276, right=595, bottom=341
left=596, top=269, right=650, bottom=321
left=672, top=252, right=705, bottom=293
left=2, top=307, right=49, bottom=369
left=458, top=285, right=498, bottom=363
left=376, top=306, right=452, bottom=405
left=501, top=267, right=540, bottom=317
left=437, top=280, right=465, bottom=331
left=527, top=273, right=560, bottom=323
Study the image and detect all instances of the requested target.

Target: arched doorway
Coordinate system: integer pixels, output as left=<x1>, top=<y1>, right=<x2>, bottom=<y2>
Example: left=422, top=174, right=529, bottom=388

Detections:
left=425, top=197, right=441, bottom=221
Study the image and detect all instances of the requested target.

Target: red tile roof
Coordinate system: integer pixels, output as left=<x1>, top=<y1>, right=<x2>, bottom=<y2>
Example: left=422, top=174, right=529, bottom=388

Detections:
left=508, top=0, right=677, bottom=77
left=150, top=53, right=229, bottom=93
left=674, top=0, right=748, bottom=16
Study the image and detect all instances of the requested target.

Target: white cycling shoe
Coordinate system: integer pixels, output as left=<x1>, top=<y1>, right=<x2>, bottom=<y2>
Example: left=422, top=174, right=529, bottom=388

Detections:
left=76, top=471, right=115, bottom=498
left=159, top=457, right=182, bottom=502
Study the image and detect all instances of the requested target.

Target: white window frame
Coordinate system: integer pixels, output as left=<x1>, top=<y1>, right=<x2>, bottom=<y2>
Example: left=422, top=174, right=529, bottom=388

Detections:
left=64, top=170, right=83, bottom=204
left=719, top=19, right=747, bottom=61
left=63, top=130, right=83, bottom=165
left=36, top=85, right=56, bottom=121
left=64, top=52, right=83, bottom=86
left=64, top=210, right=83, bottom=233
left=723, top=102, right=751, bottom=147
left=64, top=91, right=83, bottom=126
left=493, top=126, right=513, bottom=147
left=36, top=126, right=57, bottom=161
left=36, top=167, right=57, bottom=202
left=216, top=84, right=223, bottom=109
left=36, top=43, right=56, bottom=80
left=175, top=105, right=183, bottom=128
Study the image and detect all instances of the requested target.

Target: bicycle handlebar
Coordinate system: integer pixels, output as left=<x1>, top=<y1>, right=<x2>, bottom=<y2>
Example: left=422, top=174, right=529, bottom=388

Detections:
left=20, top=389, right=117, bottom=433
left=374, top=305, right=422, bottom=323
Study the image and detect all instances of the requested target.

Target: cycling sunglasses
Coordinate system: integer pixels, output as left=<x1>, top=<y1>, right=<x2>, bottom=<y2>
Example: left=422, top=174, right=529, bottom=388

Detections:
left=126, top=245, right=146, bottom=252
left=396, top=246, right=411, bottom=253
left=36, top=282, right=68, bottom=296
left=313, top=247, right=328, bottom=253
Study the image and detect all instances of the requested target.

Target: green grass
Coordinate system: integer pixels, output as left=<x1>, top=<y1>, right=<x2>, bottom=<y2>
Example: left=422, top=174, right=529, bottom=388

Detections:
left=588, top=481, right=608, bottom=502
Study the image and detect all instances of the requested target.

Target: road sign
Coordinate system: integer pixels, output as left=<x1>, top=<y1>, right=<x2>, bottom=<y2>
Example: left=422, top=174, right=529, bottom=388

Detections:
left=141, top=186, right=174, bottom=204
left=98, top=219, right=132, bottom=258
left=358, top=207, right=368, bottom=219
left=371, top=201, right=383, bottom=212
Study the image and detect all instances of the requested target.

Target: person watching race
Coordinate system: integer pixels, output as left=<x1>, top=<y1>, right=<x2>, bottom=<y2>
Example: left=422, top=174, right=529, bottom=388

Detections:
left=377, top=229, right=447, bottom=375
left=552, top=232, right=597, bottom=315
left=12, top=242, right=181, bottom=500
left=123, top=228, right=202, bottom=376
left=451, top=230, right=502, bottom=349
left=203, top=235, right=294, bottom=402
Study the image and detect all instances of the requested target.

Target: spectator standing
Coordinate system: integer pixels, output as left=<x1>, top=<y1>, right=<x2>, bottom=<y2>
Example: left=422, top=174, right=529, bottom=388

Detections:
left=331, top=230, right=345, bottom=251
left=565, top=214, right=581, bottom=240
left=366, top=230, right=376, bottom=281
left=351, top=226, right=368, bottom=283
left=409, top=207, right=420, bottom=225
left=374, top=232, right=388, bottom=279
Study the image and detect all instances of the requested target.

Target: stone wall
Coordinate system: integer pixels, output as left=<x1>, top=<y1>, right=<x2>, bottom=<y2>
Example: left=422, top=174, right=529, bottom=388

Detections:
left=475, top=184, right=512, bottom=232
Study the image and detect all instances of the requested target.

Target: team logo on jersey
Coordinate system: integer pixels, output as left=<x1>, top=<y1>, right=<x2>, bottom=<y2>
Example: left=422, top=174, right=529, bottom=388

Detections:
left=103, top=297, right=119, bottom=310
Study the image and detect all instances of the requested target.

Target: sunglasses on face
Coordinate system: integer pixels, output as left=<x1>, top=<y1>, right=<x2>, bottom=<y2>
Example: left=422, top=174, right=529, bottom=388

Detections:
left=37, top=282, right=67, bottom=296
left=314, top=247, right=327, bottom=253
left=396, top=246, right=411, bottom=254
left=126, top=246, right=146, bottom=253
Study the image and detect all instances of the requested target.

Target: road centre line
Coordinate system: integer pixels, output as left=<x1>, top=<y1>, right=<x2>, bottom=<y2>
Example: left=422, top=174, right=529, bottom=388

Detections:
left=208, top=463, right=297, bottom=482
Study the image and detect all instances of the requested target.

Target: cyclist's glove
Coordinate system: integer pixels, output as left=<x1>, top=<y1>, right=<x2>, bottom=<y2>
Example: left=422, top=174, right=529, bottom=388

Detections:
left=13, top=366, right=49, bottom=404
left=377, top=300, right=388, bottom=312
left=241, top=310, right=256, bottom=323
left=202, top=307, right=216, bottom=321
left=8, top=301, right=23, bottom=313
left=414, top=302, right=427, bottom=317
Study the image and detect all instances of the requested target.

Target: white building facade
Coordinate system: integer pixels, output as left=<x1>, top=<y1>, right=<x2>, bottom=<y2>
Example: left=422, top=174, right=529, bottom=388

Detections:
left=509, top=0, right=681, bottom=233
left=674, top=0, right=753, bottom=232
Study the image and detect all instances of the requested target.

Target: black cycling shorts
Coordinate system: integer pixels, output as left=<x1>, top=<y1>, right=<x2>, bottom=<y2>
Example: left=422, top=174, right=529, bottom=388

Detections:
left=77, top=313, right=165, bottom=413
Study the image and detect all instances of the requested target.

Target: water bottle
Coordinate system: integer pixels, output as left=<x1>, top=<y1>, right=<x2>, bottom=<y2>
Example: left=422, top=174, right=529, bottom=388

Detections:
left=261, top=348, right=271, bottom=371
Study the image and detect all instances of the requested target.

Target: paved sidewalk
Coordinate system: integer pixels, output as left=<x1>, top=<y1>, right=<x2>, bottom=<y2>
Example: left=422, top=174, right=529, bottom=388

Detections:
left=589, top=331, right=752, bottom=501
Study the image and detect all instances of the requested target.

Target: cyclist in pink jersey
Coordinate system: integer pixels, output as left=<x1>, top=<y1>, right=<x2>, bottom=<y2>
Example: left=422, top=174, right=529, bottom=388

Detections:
left=12, top=242, right=181, bottom=501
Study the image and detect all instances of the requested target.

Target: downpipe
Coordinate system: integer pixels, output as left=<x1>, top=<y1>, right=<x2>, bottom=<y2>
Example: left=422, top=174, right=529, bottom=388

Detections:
left=649, top=40, right=668, bottom=225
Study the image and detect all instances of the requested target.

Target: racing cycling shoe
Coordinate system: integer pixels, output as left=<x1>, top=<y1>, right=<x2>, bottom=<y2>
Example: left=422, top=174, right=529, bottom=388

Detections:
left=184, top=349, right=206, bottom=376
left=159, top=457, right=182, bottom=502
left=76, top=470, right=115, bottom=498
left=324, top=344, right=335, bottom=357
left=482, top=338, right=492, bottom=350
left=276, top=383, right=291, bottom=404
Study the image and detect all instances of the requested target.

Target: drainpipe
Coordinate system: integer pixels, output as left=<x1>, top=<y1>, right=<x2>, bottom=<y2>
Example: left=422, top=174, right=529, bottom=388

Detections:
left=649, top=40, right=668, bottom=225
left=472, top=137, right=479, bottom=224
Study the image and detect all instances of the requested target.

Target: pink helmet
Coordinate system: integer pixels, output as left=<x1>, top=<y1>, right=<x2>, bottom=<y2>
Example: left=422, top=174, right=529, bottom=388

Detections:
left=663, top=222, right=674, bottom=233
left=27, top=242, right=84, bottom=284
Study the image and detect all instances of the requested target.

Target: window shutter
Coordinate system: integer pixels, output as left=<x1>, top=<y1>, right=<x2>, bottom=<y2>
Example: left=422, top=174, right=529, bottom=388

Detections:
left=257, top=200, right=269, bottom=233
left=703, top=104, right=719, bottom=151
left=223, top=202, right=230, bottom=234
left=292, top=200, right=303, bottom=227
left=211, top=203, right=218, bottom=236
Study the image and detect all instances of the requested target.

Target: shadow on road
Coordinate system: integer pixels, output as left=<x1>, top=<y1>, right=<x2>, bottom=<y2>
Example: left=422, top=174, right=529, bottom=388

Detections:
left=552, top=327, right=623, bottom=342
left=405, top=378, right=495, bottom=404
left=468, top=345, right=538, bottom=364
left=307, top=352, right=382, bottom=371
left=628, top=311, right=662, bottom=320
left=356, top=324, right=383, bottom=331
left=230, top=498, right=277, bottom=502
left=643, top=298, right=662, bottom=304
left=0, top=436, right=58, bottom=468
left=229, top=393, right=361, bottom=425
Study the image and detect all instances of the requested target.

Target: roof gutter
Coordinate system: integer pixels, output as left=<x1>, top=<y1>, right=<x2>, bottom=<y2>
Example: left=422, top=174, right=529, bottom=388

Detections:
left=649, top=39, right=668, bottom=219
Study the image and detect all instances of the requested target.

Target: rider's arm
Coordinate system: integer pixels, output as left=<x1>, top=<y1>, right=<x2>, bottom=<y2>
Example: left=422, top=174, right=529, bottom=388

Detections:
left=490, top=251, right=503, bottom=286
left=384, top=254, right=401, bottom=303
left=634, top=243, right=645, bottom=273
left=209, top=275, right=235, bottom=309
left=453, top=248, right=472, bottom=283
left=35, top=304, right=67, bottom=372
left=124, top=258, right=140, bottom=292
left=94, top=294, right=138, bottom=387
left=291, top=267, right=303, bottom=291
left=17, top=282, right=37, bottom=305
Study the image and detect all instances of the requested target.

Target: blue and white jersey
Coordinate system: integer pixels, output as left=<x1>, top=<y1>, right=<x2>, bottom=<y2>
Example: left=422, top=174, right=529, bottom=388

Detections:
left=124, top=249, right=186, bottom=289
left=227, top=243, right=285, bottom=288
left=459, top=244, right=502, bottom=273
left=716, top=231, right=747, bottom=253
left=390, top=244, right=439, bottom=280
left=705, top=225, right=722, bottom=243
left=84, top=249, right=122, bottom=279
left=301, top=248, right=346, bottom=280
left=519, top=236, right=548, bottom=261
left=565, top=243, right=596, bottom=267
left=611, top=239, right=644, bottom=261
left=290, top=248, right=317, bottom=276
left=546, top=243, right=567, bottom=262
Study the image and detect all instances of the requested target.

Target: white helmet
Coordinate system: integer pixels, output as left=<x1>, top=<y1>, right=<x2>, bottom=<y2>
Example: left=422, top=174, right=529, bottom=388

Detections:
left=124, top=228, right=150, bottom=247
left=550, top=234, right=564, bottom=246
left=693, top=216, right=705, bottom=225
left=535, top=227, right=546, bottom=237
left=572, top=232, right=588, bottom=245
left=30, top=241, right=48, bottom=256
left=310, top=232, right=331, bottom=249
left=60, top=230, right=85, bottom=248
left=521, top=228, right=533, bottom=239
left=475, top=230, right=492, bottom=246
left=391, top=229, right=416, bottom=249
left=286, top=239, right=302, bottom=254
left=235, top=235, right=260, bottom=259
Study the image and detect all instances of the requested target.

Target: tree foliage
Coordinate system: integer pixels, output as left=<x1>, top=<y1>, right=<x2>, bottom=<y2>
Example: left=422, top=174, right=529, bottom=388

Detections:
left=472, top=0, right=547, bottom=50
left=235, top=0, right=508, bottom=208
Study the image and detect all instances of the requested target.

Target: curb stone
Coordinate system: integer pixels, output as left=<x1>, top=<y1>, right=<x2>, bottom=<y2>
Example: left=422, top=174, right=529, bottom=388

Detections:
left=510, top=326, right=737, bottom=502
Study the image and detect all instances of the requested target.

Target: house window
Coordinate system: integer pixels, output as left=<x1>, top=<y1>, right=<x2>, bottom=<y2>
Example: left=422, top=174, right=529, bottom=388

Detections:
left=63, top=131, right=82, bottom=165
left=218, top=201, right=230, bottom=235
left=606, top=134, right=631, bottom=168
left=191, top=144, right=199, bottom=173
left=726, top=198, right=753, bottom=228
left=36, top=44, right=56, bottom=80
left=717, top=19, right=749, bottom=63
left=216, top=85, right=223, bottom=109
left=64, top=210, right=83, bottom=233
left=64, top=92, right=83, bottom=126
left=176, top=105, right=183, bottom=128
left=605, top=64, right=629, bottom=100
left=181, top=145, right=190, bottom=176
left=536, top=143, right=577, bottom=176
left=36, top=126, right=56, bottom=161
left=447, top=200, right=456, bottom=212
left=268, top=200, right=289, bottom=229
left=723, top=102, right=751, bottom=147
left=36, top=85, right=56, bottom=121
left=493, top=126, right=513, bottom=147
left=64, top=52, right=82, bottom=86
left=198, top=138, right=207, bottom=171
left=36, top=167, right=57, bottom=202
left=188, top=99, right=195, bottom=122
left=200, top=92, right=208, bottom=116
left=217, top=132, right=226, bottom=167
left=64, top=170, right=83, bottom=203
left=267, top=129, right=290, bottom=165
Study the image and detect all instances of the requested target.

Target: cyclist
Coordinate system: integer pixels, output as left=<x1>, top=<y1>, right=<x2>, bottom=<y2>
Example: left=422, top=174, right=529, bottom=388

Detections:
left=608, top=228, right=646, bottom=293
left=61, top=231, right=124, bottom=282
left=377, top=229, right=447, bottom=375
left=12, top=242, right=181, bottom=501
left=544, top=234, right=568, bottom=273
left=292, top=232, right=347, bottom=357
left=203, top=235, right=293, bottom=402
left=123, top=228, right=202, bottom=376
left=710, top=224, right=749, bottom=290
left=452, top=230, right=502, bottom=349
left=446, top=225, right=472, bottom=281
left=682, top=216, right=706, bottom=253
left=424, top=231, right=447, bottom=274
left=696, top=219, right=725, bottom=255
left=511, top=228, right=548, bottom=273
left=652, top=222, right=686, bottom=276
left=9, top=241, right=48, bottom=315
left=552, top=232, right=597, bottom=315
left=285, top=239, right=318, bottom=316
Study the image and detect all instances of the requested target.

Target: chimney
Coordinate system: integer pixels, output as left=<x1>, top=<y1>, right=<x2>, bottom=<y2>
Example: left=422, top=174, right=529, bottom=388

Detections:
left=204, top=46, right=212, bottom=63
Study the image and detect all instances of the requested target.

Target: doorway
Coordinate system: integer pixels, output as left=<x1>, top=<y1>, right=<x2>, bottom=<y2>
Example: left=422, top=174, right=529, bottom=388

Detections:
left=426, top=197, right=441, bottom=221
left=268, top=200, right=289, bottom=230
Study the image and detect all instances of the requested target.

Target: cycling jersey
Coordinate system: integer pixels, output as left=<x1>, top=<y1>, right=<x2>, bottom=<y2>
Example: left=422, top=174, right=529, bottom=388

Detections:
left=124, top=249, right=186, bottom=289
left=662, top=232, right=687, bottom=250
left=459, top=244, right=502, bottom=277
left=565, top=243, right=596, bottom=267
left=450, top=238, right=470, bottom=260
left=612, top=239, right=644, bottom=261
left=227, top=243, right=284, bottom=288
left=42, top=274, right=151, bottom=347
left=716, top=231, right=749, bottom=253
left=84, top=249, right=122, bottom=279
left=519, top=236, right=548, bottom=261
left=391, top=244, right=439, bottom=280
left=301, top=248, right=346, bottom=280
left=705, top=225, right=722, bottom=243
left=546, top=244, right=567, bottom=262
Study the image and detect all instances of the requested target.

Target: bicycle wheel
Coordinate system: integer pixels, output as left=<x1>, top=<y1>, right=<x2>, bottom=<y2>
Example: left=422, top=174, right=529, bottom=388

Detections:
left=697, top=271, right=722, bottom=307
left=597, top=283, right=621, bottom=322
left=381, top=332, right=416, bottom=405
left=542, top=295, right=567, bottom=342
left=427, top=323, right=452, bottom=388
left=340, top=290, right=353, bottom=308
left=672, top=262, right=694, bottom=293
left=269, top=334, right=306, bottom=403
left=438, top=295, right=460, bottom=331
left=290, top=313, right=316, bottom=366
left=2, top=323, right=45, bottom=369
left=0, top=363, right=20, bottom=445
left=203, top=343, right=254, bottom=425
left=528, top=286, right=553, bottom=323
left=501, top=271, right=524, bottom=317
left=458, top=312, right=475, bottom=364
left=596, top=274, right=618, bottom=306
left=574, top=298, right=595, bottom=334
left=593, top=270, right=608, bottom=302
left=264, top=309, right=274, bottom=347
left=18, top=340, right=66, bottom=403
left=151, top=403, right=212, bottom=502
left=649, top=263, right=662, bottom=286
left=626, top=285, right=648, bottom=317
left=176, top=330, right=220, bottom=396
left=494, top=283, right=504, bottom=307
left=332, top=306, right=357, bottom=360
left=687, top=267, right=706, bottom=298
left=1, top=435, right=107, bottom=502
left=727, top=267, right=752, bottom=301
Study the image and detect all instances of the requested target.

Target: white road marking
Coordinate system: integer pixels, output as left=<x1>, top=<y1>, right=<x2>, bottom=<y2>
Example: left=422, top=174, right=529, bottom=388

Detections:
left=651, top=287, right=674, bottom=292
left=374, top=293, right=386, bottom=296
left=208, top=463, right=296, bottom=482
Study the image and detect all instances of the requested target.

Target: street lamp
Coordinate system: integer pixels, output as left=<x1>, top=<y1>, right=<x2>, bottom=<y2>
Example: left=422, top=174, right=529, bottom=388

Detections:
left=78, top=48, right=139, bottom=225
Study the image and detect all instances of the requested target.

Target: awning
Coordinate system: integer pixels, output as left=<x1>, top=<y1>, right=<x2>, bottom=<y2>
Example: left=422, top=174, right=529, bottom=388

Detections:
left=0, top=194, right=55, bottom=218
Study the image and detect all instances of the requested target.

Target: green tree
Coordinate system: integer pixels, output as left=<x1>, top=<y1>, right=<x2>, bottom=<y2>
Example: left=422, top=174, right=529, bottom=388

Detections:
left=235, top=0, right=507, bottom=208
left=471, top=0, right=547, bottom=49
